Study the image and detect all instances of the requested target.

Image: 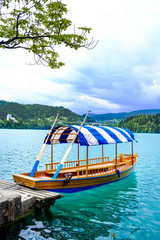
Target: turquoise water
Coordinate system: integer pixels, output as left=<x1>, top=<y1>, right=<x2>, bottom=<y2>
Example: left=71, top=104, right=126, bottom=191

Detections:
left=0, top=130, right=160, bottom=239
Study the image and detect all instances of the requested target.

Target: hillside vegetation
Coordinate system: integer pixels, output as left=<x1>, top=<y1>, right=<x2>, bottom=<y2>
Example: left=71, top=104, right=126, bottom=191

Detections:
left=1, top=100, right=160, bottom=132
left=0, top=100, right=93, bottom=129
left=118, top=114, right=160, bottom=133
left=90, top=109, right=160, bottom=121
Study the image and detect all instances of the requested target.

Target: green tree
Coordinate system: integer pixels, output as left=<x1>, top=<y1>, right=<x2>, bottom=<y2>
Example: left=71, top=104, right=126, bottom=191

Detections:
left=117, top=113, right=160, bottom=133
left=0, top=0, right=97, bottom=68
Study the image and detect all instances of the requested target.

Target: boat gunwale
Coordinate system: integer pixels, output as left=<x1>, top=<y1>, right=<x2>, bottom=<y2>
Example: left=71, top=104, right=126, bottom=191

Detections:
left=37, top=164, right=136, bottom=182
left=13, top=163, right=136, bottom=183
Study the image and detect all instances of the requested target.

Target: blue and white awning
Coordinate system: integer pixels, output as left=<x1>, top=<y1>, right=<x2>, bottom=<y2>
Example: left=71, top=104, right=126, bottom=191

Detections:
left=45, top=125, right=136, bottom=146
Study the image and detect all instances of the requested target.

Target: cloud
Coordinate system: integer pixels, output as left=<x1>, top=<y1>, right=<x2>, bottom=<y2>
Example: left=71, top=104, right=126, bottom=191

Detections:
left=1, top=0, right=160, bottom=114
left=142, top=79, right=160, bottom=97
left=53, top=94, right=120, bottom=114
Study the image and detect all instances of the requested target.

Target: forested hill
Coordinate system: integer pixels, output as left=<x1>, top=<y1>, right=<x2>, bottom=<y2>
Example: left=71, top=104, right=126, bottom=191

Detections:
left=0, top=100, right=79, bottom=121
left=0, top=100, right=92, bottom=129
left=118, top=114, right=160, bottom=133
left=90, top=109, right=160, bottom=121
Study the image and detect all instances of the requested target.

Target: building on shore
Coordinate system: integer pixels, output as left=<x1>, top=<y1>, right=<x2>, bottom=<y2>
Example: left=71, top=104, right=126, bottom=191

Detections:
left=6, top=114, right=18, bottom=123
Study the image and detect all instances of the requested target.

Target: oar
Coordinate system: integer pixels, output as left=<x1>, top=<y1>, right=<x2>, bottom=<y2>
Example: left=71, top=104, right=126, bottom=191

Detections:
left=53, top=110, right=91, bottom=179
left=30, top=113, right=59, bottom=177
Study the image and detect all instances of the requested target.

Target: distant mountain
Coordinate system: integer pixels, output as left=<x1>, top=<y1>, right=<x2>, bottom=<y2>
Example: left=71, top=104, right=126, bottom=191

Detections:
left=0, top=100, right=91, bottom=129
left=90, top=109, right=160, bottom=121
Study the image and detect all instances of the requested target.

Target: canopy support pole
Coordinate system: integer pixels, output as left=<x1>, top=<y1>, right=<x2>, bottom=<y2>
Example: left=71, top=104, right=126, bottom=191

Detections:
left=86, top=146, right=88, bottom=176
left=77, top=142, right=79, bottom=166
left=102, top=144, right=104, bottom=163
left=115, top=143, right=117, bottom=172
left=132, top=142, right=134, bottom=165
left=51, top=140, right=53, bottom=170
left=52, top=110, right=91, bottom=179
left=30, top=113, right=59, bottom=177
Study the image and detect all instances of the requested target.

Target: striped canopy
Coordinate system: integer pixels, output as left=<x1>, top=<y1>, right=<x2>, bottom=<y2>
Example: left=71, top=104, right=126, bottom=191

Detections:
left=45, top=125, right=136, bottom=146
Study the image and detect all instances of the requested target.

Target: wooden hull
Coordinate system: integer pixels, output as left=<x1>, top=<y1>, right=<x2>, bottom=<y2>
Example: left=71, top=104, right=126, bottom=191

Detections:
left=13, top=164, right=136, bottom=193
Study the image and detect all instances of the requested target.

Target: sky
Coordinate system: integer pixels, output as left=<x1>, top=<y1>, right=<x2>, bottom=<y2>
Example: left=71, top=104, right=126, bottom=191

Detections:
left=1, top=0, right=160, bottom=114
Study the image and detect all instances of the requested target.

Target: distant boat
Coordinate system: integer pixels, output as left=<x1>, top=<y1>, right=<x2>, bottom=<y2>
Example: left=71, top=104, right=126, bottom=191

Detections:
left=13, top=119, right=137, bottom=193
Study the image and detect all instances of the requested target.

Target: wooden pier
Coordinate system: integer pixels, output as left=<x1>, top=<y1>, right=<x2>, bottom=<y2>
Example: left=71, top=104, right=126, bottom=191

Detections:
left=0, top=179, right=63, bottom=228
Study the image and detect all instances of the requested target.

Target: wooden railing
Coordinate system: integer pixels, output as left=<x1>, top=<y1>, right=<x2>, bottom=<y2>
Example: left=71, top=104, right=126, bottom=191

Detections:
left=45, top=153, right=137, bottom=173
left=45, top=156, right=109, bottom=172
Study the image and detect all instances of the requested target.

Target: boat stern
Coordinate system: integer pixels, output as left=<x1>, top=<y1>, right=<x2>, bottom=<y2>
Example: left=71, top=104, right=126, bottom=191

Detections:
left=13, top=173, right=37, bottom=189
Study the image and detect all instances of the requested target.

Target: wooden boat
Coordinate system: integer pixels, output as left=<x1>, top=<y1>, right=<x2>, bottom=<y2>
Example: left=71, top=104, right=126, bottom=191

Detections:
left=13, top=113, right=137, bottom=193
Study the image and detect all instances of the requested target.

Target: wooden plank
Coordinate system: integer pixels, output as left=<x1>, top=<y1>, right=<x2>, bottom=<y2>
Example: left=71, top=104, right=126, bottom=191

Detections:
left=0, top=180, right=63, bottom=200
left=17, top=189, right=60, bottom=200
left=17, top=191, right=60, bottom=200
left=0, top=180, right=41, bottom=195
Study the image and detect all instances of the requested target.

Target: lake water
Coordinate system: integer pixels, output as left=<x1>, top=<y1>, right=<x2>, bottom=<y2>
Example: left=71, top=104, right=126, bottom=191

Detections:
left=0, top=129, right=160, bottom=240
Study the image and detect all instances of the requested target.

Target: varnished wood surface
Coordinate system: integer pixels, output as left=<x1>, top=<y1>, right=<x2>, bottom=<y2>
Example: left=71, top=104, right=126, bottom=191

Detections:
left=13, top=153, right=137, bottom=192
left=13, top=163, right=136, bottom=191
left=46, top=162, right=116, bottom=175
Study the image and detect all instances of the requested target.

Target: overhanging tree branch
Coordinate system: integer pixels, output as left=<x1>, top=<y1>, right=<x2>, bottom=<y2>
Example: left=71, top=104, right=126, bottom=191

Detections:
left=0, top=0, right=98, bottom=68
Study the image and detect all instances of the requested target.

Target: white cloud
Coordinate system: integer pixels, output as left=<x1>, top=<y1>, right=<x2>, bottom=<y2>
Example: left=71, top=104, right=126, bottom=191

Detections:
left=142, top=79, right=160, bottom=97
left=1, top=0, right=160, bottom=113
left=54, top=94, right=120, bottom=114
